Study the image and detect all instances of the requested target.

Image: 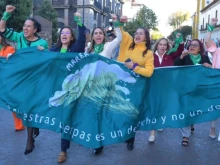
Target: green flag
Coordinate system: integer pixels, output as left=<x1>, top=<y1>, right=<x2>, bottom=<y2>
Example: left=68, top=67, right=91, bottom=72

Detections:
left=1, top=47, right=220, bottom=148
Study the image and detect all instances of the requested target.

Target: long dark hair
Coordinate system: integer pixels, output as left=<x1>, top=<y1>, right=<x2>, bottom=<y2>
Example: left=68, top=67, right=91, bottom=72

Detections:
left=55, top=26, right=76, bottom=49
left=88, top=27, right=106, bottom=53
left=26, top=18, right=42, bottom=34
left=0, top=32, right=11, bottom=47
left=129, top=28, right=151, bottom=57
left=187, top=39, right=205, bottom=56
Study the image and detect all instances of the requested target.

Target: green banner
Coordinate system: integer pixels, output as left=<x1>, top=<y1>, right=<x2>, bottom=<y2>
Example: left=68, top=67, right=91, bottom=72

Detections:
left=0, top=47, right=220, bottom=148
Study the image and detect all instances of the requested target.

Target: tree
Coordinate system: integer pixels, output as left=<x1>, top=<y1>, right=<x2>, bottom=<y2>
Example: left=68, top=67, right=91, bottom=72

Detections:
left=168, top=25, right=192, bottom=42
left=124, top=5, right=158, bottom=35
left=0, top=0, right=32, bottom=31
left=37, top=0, right=58, bottom=43
left=151, top=30, right=164, bottom=41
left=168, top=11, right=190, bottom=30
left=180, top=25, right=192, bottom=41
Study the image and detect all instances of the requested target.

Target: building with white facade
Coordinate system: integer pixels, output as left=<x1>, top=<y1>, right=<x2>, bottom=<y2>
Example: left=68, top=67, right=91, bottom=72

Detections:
left=192, top=0, right=220, bottom=42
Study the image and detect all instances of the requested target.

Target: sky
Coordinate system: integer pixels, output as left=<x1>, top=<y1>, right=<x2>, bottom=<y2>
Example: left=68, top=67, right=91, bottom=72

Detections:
left=141, top=0, right=197, bottom=37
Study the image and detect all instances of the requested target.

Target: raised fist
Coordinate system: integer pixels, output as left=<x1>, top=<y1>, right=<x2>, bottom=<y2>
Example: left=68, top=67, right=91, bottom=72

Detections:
left=120, top=16, right=128, bottom=23
left=6, top=5, right=16, bottom=13
left=74, top=12, right=81, bottom=18
left=210, top=18, right=218, bottom=26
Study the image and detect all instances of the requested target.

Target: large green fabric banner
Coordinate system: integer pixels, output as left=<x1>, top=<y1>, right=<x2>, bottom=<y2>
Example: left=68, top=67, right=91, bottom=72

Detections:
left=0, top=47, right=220, bottom=148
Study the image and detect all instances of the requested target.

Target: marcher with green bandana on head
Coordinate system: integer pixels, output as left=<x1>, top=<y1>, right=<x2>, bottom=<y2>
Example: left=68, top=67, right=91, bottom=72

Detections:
left=0, top=5, right=48, bottom=156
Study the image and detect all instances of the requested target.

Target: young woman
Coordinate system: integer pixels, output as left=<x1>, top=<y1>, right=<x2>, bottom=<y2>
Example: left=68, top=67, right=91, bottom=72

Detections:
left=85, top=14, right=122, bottom=155
left=87, top=15, right=122, bottom=59
left=51, top=12, right=86, bottom=164
left=205, top=17, right=220, bottom=139
left=117, top=16, right=154, bottom=150
left=0, top=32, right=25, bottom=131
left=149, top=36, right=184, bottom=142
left=0, top=5, right=48, bottom=155
left=174, top=39, right=212, bottom=146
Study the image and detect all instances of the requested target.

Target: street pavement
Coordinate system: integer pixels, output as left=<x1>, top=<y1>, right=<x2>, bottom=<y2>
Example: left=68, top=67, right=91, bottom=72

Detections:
left=0, top=108, right=219, bottom=165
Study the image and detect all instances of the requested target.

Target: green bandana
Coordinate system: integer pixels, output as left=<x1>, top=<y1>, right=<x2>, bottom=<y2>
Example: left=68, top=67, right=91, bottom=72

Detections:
left=113, top=21, right=124, bottom=28
left=74, top=16, right=83, bottom=27
left=189, top=54, right=201, bottom=65
left=207, top=24, right=215, bottom=32
left=94, top=44, right=104, bottom=54
left=167, top=32, right=183, bottom=55
left=1, top=11, right=11, bottom=21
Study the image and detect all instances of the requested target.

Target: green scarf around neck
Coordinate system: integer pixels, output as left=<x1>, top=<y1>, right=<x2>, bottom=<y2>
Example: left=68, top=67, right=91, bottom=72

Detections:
left=189, top=54, right=201, bottom=65
left=94, top=44, right=104, bottom=54
left=0, top=45, right=3, bottom=51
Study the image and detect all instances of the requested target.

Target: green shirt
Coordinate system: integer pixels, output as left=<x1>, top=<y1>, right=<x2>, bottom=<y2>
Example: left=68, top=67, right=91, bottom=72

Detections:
left=3, top=28, right=48, bottom=50
left=60, top=48, right=67, bottom=53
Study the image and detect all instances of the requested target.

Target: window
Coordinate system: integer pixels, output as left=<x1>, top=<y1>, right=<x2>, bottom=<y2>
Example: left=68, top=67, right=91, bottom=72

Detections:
left=208, top=14, right=210, bottom=24
left=203, top=18, right=204, bottom=29
left=216, top=10, right=218, bottom=18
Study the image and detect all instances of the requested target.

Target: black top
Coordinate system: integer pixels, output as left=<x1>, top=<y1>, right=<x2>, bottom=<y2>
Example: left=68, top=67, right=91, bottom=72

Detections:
left=174, top=55, right=212, bottom=66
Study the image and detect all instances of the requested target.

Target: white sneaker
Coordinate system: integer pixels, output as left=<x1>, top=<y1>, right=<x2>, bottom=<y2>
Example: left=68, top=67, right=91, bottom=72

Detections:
left=148, top=135, right=155, bottom=142
left=157, top=129, right=163, bottom=132
left=218, top=132, right=220, bottom=141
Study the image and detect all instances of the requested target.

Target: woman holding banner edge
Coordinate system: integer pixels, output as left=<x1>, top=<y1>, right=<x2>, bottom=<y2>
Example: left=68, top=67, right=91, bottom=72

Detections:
left=205, top=17, right=220, bottom=140
left=0, top=5, right=48, bottom=155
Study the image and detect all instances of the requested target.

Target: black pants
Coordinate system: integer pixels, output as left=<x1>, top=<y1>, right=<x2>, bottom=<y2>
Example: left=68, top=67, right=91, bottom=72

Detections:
left=126, top=137, right=135, bottom=143
left=61, top=138, right=70, bottom=152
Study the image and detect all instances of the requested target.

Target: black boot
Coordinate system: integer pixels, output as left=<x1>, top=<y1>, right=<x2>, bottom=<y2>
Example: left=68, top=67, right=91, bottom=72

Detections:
left=93, top=146, right=103, bottom=155
left=127, top=142, right=134, bottom=150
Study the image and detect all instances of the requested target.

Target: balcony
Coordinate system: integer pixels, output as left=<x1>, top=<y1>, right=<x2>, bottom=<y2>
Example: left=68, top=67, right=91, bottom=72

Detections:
left=94, top=1, right=102, bottom=10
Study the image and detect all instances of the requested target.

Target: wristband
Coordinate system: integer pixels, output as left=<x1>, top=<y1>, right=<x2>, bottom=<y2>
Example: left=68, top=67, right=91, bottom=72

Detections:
left=1, top=11, right=11, bottom=21
left=132, top=63, right=138, bottom=70
left=207, top=24, right=215, bottom=32
left=113, top=21, right=124, bottom=28
left=74, top=16, right=83, bottom=27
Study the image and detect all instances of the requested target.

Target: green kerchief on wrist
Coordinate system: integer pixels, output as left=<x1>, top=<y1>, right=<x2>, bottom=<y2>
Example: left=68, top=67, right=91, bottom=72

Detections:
left=74, top=16, right=83, bottom=27
left=1, top=11, right=11, bottom=21
left=207, top=24, right=215, bottom=32
left=113, top=21, right=124, bottom=28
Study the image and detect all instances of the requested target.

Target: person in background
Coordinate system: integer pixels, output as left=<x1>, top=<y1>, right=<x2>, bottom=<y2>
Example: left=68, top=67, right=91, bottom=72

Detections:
left=205, top=17, right=220, bottom=140
left=0, top=5, right=48, bottom=155
left=0, top=31, right=25, bottom=131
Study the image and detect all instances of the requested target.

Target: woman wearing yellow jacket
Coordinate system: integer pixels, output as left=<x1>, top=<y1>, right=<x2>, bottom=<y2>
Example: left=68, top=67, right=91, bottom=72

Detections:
left=117, top=16, right=154, bottom=150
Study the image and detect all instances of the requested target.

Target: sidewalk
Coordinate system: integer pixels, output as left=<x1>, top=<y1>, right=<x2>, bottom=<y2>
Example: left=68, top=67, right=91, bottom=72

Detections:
left=0, top=108, right=218, bottom=165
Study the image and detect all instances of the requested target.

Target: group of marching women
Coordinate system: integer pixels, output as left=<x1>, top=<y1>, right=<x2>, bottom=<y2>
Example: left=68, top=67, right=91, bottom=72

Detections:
left=0, top=4, right=220, bottom=164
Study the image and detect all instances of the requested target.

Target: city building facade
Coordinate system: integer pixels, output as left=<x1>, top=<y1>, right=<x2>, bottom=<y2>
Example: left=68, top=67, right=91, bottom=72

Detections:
left=191, top=0, right=220, bottom=42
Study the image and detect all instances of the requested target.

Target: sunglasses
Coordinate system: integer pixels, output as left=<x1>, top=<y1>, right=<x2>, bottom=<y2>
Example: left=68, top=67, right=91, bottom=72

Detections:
left=189, top=44, right=199, bottom=48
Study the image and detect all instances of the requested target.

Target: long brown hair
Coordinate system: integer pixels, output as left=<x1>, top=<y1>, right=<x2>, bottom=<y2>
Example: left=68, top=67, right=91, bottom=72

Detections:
left=88, top=27, right=106, bottom=53
left=128, top=28, right=151, bottom=57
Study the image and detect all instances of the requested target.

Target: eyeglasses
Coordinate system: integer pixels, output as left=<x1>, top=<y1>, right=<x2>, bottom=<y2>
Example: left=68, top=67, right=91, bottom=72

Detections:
left=189, top=44, right=199, bottom=48
left=61, top=31, right=71, bottom=35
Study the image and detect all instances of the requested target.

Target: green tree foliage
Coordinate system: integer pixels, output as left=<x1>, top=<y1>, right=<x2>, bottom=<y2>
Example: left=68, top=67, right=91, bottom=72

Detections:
left=124, top=6, right=158, bottom=35
left=0, top=0, right=32, bottom=31
left=151, top=30, right=164, bottom=41
left=168, top=11, right=190, bottom=30
left=37, top=0, right=58, bottom=43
